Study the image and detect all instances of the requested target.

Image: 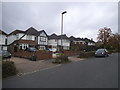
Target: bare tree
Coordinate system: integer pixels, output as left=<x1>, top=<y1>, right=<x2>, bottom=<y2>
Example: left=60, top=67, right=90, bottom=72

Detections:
left=97, top=27, right=112, bottom=48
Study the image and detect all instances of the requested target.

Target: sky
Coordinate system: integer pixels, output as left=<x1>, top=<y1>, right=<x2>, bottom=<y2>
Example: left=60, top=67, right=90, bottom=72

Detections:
left=1, top=1, right=118, bottom=41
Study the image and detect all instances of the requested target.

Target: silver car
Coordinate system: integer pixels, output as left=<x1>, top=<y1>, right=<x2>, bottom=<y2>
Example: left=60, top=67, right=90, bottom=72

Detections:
left=0, top=50, right=11, bottom=59
left=95, top=49, right=109, bottom=57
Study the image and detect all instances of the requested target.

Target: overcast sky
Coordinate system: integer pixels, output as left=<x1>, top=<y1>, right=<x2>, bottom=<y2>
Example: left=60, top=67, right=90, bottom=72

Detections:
left=1, top=2, right=118, bottom=41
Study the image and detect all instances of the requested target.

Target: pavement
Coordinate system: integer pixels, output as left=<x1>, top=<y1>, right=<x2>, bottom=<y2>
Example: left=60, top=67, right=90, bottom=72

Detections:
left=2, top=53, right=118, bottom=88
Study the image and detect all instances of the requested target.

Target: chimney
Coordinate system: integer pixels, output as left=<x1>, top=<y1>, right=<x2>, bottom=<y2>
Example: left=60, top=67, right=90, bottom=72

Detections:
left=91, top=38, right=93, bottom=41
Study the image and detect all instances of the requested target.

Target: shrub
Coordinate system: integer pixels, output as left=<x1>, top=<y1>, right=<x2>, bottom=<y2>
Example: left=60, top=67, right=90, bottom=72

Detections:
left=78, top=51, right=95, bottom=58
left=52, top=55, right=70, bottom=64
left=108, top=49, right=120, bottom=54
left=56, top=53, right=64, bottom=56
left=2, top=61, right=18, bottom=78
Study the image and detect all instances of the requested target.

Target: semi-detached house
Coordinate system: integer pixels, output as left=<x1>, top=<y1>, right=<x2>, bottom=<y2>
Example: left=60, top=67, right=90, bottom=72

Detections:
left=7, top=27, right=48, bottom=53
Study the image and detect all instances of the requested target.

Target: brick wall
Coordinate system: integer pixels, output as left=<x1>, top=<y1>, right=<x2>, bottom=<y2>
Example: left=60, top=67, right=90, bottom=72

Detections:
left=13, top=50, right=52, bottom=60
left=63, top=51, right=80, bottom=56
left=35, top=51, right=52, bottom=60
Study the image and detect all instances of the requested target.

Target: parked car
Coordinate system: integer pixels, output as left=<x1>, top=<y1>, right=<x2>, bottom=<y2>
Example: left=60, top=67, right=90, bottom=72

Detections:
left=95, top=48, right=109, bottom=57
left=27, top=47, right=38, bottom=52
left=0, top=50, right=11, bottom=59
left=48, top=48, right=57, bottom=52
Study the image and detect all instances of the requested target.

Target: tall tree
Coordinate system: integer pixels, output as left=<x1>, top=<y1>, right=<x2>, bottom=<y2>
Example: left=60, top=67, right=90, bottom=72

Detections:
left=97, top=27, right=112, bottom=48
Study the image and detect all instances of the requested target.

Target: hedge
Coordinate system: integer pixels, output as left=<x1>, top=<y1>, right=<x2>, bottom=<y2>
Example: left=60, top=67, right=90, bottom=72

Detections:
left=78, top=51, right=95, bottom=58
left=52, top=55, right=71, bottom=64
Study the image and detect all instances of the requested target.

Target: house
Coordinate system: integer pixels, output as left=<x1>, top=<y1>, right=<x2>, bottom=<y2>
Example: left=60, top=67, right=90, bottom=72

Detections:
left=7, top=28, right=37, bottom=53
left=0, top=30, right=7, bottom=50
left=48, top=34, right=70, bottom=51
left=48, top=33, right=59, bottom=51
left=7, top=29, right=25, bottom=45
left=69, top=36, right=86, bottom=51
left=69, top=36, right=95, bottom=51
left=7, top=27, right=48, bottom=53
left=22, top=27, right=48, bottom=50
left=57, top=34, right=70, bottom=50
left=84, top=38, right=95, bottom=46
left=69, top=36, right=86, bottom=45
left=19, top=27, right=38, bottom=50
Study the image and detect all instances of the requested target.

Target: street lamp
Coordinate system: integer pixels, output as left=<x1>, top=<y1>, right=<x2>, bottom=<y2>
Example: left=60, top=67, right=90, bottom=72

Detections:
left=61, top=11, right=67, bottom=52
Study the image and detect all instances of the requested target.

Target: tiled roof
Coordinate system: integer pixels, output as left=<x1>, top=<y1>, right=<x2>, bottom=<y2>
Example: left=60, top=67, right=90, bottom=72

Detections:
left=0, top=30, right=7, bottom=36
left=69, top=36, right=75, bottom=41
left=25, top=27, right=38, bottom=36
left=8, top=27, right=48, bottom=37
left=69, top=36, right=95, bottom=43
left=49, top=34, right=69, bottom=39
left=8, top=30, right=25, bottom=36
left=58, top=34, right=69, bottom=39
left=48, top=33, right=58, bottom=39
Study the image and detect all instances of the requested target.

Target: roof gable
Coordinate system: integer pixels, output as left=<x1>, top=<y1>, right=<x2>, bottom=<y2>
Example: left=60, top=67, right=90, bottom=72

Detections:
left=48, top=33, right=58, bottom=39
left=38, top=30, right=48, bottom=37
left=0, top=30, right=7, bottom=36
left=25, top=27, right=38, bottom=36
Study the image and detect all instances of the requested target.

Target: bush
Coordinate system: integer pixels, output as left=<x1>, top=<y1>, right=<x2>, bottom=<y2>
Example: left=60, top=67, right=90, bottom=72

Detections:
left=2, top=61, right=18, bottom=78
left=78, top=51, right=95, bottom=58
left=52, top=55, right=70, bottom=64
left=56, top=53, right=64, bottom=56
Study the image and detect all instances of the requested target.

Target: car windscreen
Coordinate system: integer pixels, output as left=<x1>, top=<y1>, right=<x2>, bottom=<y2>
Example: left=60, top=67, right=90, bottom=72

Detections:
left=30, top=48, right=37, bottom=50
left=96, top=49, right=104, bottom=53
left=1, top=50, right=8, bottom=53
left=0, top=51, right=2, bottom=54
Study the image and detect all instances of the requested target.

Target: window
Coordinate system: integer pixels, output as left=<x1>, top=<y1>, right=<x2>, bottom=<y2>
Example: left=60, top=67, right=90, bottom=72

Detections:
left=16, top=34, right=19, bottom=40
left=35, top=37, right=37, bottom=41
left=40, top=46, right=45, bottom=50
left=55, top=39, right=57, bottom=42
left=40, top=37, right=46, bottom=41
left=74, top=42, right=77, bottom=44
left=27, top=35, right=32, bottom=40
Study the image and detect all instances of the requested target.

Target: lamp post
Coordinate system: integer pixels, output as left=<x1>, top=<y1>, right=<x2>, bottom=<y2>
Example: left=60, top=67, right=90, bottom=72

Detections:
left=61, top=11, right=67, bottom=52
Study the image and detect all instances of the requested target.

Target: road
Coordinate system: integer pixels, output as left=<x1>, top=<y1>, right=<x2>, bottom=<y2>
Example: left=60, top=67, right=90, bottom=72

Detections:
left=3, top=53, right=118, bottom=88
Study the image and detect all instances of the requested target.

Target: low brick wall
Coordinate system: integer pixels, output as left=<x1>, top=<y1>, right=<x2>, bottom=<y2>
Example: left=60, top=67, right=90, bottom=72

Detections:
left=13, top=50, right=52, bottom=60
left=63, top=51, right=80, bottom=56
left=36, top=51, right=52, bottom=60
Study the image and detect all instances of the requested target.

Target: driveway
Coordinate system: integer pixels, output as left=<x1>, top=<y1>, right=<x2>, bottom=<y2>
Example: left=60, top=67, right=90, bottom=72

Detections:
left=9, top=57, right=58, bottom=75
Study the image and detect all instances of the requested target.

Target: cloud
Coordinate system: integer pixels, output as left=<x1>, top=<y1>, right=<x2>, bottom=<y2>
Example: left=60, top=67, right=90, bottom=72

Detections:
left=2, top=2, right=118, bottom=41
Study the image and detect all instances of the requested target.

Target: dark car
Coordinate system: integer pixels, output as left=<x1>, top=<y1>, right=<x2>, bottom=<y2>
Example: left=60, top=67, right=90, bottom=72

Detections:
left=95, top=48, right=109, bottom=57
left=27, top=47, right=38, bottom=52
left=0, top=50, right=12, bottom=59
